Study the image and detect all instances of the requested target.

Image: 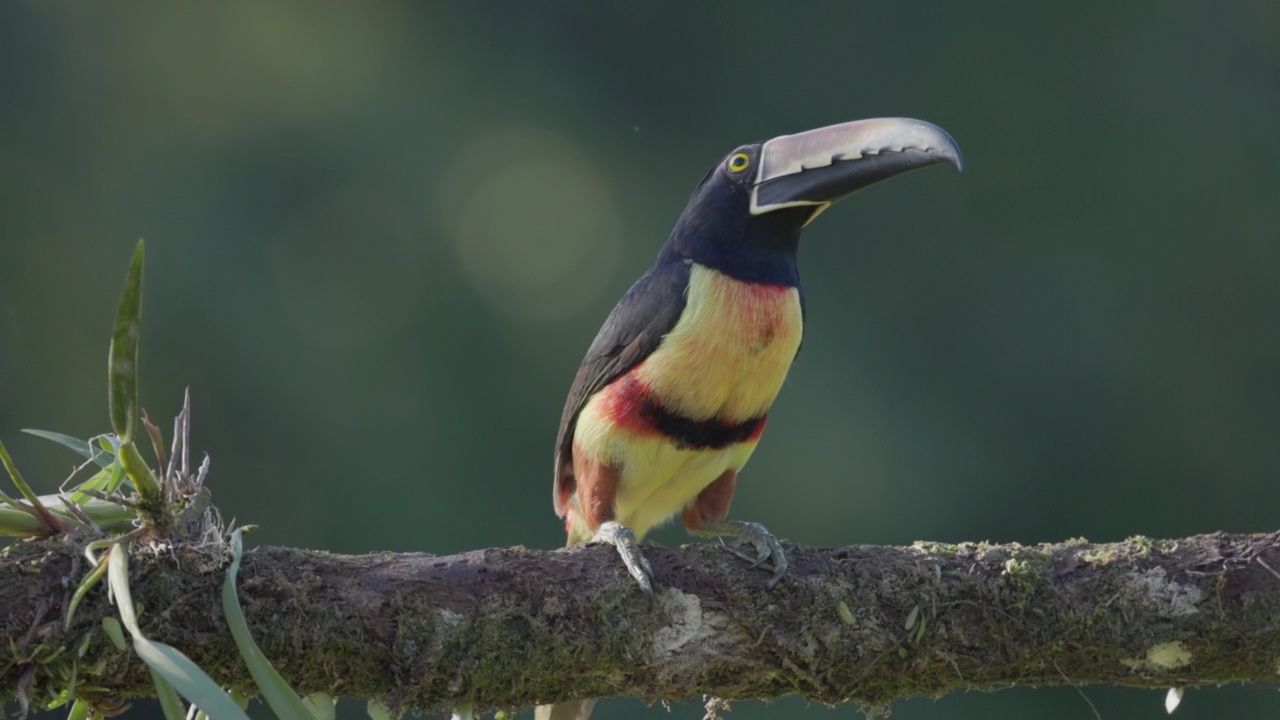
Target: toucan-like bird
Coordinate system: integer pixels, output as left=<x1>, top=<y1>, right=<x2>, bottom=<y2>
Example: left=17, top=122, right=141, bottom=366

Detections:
left=551, top=116, right=961, bottom=619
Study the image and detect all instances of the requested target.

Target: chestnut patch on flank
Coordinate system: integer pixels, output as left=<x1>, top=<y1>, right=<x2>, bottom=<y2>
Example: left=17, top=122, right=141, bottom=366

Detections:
left=682, top=468, right=737, bottom=531
left=572, top=448, right=620, bottom=534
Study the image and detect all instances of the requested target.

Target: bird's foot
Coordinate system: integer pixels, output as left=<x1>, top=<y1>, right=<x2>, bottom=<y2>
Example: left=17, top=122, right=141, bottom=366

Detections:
left=693, top=520, right=788, bottom=589
left=591, top=521, right=655, bottom=596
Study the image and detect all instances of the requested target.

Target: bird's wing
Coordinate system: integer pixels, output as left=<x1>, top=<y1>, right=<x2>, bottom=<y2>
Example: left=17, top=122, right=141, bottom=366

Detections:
left=553, top=260, right=691, bottom=515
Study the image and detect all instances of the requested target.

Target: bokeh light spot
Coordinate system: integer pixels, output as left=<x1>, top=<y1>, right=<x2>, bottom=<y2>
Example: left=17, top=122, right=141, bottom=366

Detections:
left=446, top=128, right=622, bottom=321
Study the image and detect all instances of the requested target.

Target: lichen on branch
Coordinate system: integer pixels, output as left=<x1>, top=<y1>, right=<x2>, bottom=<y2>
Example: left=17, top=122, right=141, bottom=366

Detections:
left=2, top=531, right=1278, bottom=715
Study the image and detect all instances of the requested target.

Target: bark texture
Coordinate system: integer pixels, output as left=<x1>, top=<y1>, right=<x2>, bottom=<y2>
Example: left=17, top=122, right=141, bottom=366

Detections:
left=2, top=531, right=1279, bottom=715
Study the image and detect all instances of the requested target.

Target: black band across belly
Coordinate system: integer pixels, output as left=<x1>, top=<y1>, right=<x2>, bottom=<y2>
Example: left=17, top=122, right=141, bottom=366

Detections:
left=639, top=398, right=766, bottom=450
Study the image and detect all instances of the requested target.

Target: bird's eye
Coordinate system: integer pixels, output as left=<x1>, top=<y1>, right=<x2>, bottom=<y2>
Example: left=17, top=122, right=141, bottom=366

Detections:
left=727, top=152, right=751, bottom=173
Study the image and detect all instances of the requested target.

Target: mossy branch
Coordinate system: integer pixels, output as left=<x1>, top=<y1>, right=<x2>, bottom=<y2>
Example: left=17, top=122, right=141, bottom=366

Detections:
left=2, top=531, right=1278, bottom=715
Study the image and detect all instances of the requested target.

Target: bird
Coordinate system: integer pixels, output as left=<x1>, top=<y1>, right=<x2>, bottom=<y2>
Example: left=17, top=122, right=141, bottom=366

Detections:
left=540, top=118, right=961, bottom=720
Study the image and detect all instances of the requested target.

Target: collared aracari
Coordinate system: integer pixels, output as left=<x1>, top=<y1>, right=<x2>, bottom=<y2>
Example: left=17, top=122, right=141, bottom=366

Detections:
left=553, top=117, right=962, bottom=597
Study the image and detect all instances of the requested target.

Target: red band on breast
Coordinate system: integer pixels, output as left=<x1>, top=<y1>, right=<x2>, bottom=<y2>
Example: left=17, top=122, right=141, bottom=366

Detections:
left=598, top=370, right=767, bottom=450
left=599, top=372, right=663, bottom=437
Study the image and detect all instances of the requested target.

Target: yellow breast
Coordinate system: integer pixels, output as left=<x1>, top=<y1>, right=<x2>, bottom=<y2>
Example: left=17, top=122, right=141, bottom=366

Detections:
left=568, top=263, right=803, bottom=539
left=634, top=263, right=803, bottom=422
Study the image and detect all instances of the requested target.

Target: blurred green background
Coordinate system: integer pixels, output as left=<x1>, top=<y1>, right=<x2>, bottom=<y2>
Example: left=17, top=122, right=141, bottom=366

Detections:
left=2, top=2, right=1278, bottom=718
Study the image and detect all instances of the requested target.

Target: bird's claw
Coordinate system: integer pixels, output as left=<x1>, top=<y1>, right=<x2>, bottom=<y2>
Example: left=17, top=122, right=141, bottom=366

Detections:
left=591, top=521, right=655, bottom=596
left=737, top=521, right=788, bottom=589
left=694, top=520, right=788, bottom=589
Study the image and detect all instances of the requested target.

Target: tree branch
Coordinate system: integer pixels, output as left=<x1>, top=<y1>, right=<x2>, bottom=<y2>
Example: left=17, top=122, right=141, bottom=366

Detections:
left=3, top=531, right=1278, bottom=714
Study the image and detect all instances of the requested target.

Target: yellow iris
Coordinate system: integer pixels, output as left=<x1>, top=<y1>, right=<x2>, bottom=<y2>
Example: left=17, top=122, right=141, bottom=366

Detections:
left=727, top=152, right=750, bottom=173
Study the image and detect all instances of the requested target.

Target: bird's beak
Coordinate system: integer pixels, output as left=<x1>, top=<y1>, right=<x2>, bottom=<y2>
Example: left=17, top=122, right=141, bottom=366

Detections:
left=750, top=117, right=963, bottom=216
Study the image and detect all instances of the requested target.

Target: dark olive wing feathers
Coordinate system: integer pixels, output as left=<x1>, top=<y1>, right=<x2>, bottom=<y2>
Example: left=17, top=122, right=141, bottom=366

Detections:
left=552, top=260, right=692, bottom=515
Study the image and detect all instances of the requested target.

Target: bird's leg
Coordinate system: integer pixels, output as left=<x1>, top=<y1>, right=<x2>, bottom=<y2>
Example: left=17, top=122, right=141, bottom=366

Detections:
left=682, top=469, right=788, bottom=588
left=591, top=521, right=655, bottom=596
left=573, top=453, right=654, bottom=595
left=690, top=520, right=788, bottom=589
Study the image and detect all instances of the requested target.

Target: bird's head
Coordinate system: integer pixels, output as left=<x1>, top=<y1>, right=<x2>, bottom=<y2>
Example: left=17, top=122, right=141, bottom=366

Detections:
left=664, top=117, right=963, bottom=285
